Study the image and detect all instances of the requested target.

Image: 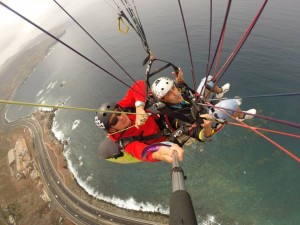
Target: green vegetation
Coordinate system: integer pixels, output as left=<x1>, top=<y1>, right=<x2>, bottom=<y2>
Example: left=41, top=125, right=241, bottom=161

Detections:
left=0, top=201, right=22, bottom=223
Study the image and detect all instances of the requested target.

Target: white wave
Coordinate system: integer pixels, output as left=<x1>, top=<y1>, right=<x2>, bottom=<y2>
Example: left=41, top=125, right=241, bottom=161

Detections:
left=64, top=152, right=169, bottom=214
left=46, top=82, right=52, bottom=89
left=86, top=174, right=93, bottom=182
left=37, top=100, right=52, bottom=112
left=109, top=194, right=168, bottom=214
left=64, top=147, right=71, bottom=157
left=4, top=110, right=12, bottom=123
left=46, top=80, right=58, bottom=90
left=36, top=89, right=44, bottom=97
left=64, top=96, right=70, bottom=104
left=98, top=195, right=169, bottom=214
left=78, top=155, right=83, bottom=167
left=44, top=47, right=54, bottom=59
left=26, top=67, right=36, bottom=80
left=51, top=119, right=65, bottom=141
left=53, top=128, right=65, bottom=140
left=72, top=120, right=80, bottom=130
left=58, top=96, right=71, bottom=106
left=38, top=107, right=53, bottom=112
left=200, top=215, right=221, bottom=225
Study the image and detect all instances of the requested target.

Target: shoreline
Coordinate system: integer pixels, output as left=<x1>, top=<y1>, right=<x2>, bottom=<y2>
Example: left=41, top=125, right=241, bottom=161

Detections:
left=35, top=109, right=169, bottom=223
left=0, top=26, right=168, bottom=224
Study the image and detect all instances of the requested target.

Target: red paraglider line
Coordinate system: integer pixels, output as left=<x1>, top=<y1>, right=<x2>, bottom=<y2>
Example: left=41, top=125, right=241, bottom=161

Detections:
left=206, top=102, right=300, bottom=163
left=228, top=122, right=300, bottom=139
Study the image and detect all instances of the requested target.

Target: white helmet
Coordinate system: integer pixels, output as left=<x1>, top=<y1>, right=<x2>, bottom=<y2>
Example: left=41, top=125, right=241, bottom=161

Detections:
left=151, top=77, right=174, bottom=100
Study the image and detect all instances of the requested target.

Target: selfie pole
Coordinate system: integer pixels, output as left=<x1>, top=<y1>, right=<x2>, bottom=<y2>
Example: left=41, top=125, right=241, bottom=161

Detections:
left=169, top=153, right=197, bottom=225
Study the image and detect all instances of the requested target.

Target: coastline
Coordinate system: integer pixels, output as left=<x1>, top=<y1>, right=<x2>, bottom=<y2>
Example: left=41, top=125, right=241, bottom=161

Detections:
left=0, top=27, right=168, bottom=224
left=35, top=109, right=169, bottom=223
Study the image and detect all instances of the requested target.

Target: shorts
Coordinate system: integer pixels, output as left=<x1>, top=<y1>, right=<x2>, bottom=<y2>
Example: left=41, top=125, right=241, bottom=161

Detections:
left=209, top=99, right=240, bottom=120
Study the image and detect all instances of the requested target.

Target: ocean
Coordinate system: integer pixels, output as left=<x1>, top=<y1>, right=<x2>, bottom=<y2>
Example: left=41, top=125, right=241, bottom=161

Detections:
left=5, top=0, right=300, bottom=224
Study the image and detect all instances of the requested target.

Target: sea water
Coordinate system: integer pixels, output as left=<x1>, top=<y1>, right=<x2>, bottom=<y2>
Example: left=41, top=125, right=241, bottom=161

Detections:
left=5, top=0, right=300, bottom=224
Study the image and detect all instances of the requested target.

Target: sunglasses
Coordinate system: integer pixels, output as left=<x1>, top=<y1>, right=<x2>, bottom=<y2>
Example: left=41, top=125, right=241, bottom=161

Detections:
left=108, top=108, right=122, bottom=128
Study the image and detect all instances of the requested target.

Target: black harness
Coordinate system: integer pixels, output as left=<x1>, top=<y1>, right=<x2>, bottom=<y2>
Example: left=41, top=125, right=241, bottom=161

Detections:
left=155, top=83, right=208, bottom=123
left=142, top=58, right=209, bottom=146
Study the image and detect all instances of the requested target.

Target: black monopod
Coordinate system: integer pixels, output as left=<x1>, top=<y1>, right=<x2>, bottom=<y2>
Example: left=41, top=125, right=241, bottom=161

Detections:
left=169, top=153, right=197, bottom=225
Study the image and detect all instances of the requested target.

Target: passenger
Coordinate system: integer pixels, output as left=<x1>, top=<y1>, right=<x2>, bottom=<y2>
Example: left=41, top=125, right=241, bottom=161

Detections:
left=95, top=80, right=184, bottom=164
left=150, top=69, right=256, bottom=143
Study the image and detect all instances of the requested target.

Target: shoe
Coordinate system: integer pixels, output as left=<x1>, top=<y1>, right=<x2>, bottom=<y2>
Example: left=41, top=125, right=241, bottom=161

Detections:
left=235, top=98, right=242, bottom=106
left=237, top=109, right=256, bottom=121
left=216, top=83, right=230, bottom=98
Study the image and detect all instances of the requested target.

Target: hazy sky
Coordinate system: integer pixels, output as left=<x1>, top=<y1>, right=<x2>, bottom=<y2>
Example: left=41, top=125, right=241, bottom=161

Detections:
left=0, top=0, right=95, bottom=66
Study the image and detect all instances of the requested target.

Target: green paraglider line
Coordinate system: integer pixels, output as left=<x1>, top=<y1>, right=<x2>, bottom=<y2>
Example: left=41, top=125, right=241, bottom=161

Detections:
left=0, top=99, right=97, bottom=112
left=0, top=99, right=145, bottom=115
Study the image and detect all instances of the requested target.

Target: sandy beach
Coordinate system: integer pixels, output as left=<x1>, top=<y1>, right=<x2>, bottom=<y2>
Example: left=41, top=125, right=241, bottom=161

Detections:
left=0, top=27, right=168, bottom=224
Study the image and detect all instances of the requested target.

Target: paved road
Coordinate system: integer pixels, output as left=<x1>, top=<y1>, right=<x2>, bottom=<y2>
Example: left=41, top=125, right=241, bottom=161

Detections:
left=0, top=109, right=165, bottom=225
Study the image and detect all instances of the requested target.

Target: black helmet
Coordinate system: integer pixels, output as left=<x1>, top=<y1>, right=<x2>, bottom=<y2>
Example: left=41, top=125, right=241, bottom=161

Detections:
left=95, top=102, right=117, bottom=131
left=98, top=138, right=123, bottom=159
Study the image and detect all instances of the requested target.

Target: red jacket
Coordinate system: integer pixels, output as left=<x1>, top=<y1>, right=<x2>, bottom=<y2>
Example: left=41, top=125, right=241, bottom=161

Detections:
left=109, top=80, right=166, bottom=162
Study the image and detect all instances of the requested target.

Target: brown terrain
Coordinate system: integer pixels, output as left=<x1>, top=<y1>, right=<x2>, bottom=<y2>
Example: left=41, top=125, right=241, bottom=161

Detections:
left=0, top=30, right=77, bottom=225
left=0, top=30, right=168, bottom=225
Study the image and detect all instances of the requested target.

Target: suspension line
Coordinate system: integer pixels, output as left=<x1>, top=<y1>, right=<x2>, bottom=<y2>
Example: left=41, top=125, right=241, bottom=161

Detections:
left=53, top=0, right=145, bottom=93
left=0, top=1, right=146, bottom=99
left=177, top=0, right=196, bottom=91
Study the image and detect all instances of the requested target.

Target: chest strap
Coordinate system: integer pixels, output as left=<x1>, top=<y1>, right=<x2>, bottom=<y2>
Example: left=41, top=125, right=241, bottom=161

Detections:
left=118, top=130, right=170, bottom=149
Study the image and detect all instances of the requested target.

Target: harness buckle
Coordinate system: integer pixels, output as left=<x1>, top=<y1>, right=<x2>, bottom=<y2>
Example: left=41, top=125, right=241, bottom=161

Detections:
left=173, top=129, right=183, bottom=138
